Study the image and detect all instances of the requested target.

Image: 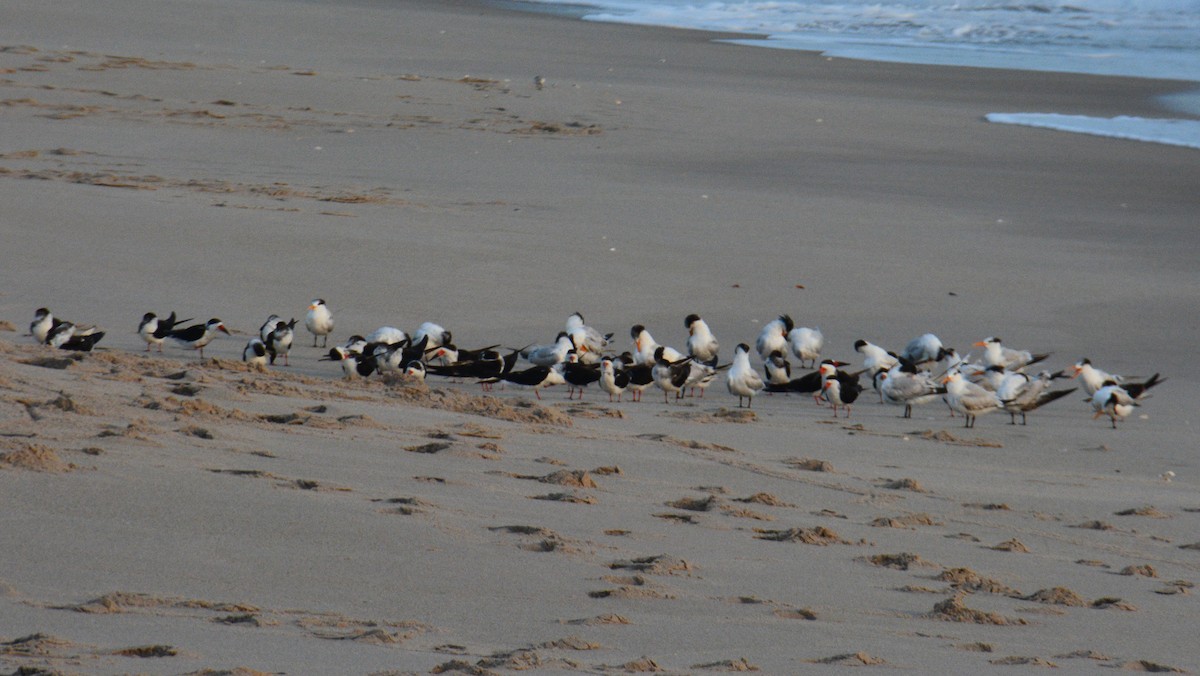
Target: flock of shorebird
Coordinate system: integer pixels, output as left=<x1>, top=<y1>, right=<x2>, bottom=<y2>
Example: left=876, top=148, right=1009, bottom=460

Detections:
left=26, top=304, right=1164, bottom=429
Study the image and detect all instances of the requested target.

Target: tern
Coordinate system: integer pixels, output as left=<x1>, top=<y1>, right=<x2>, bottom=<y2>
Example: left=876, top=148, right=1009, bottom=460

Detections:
left=413, top=322, right=452, bottom=350
left=901, top=333, right=943, bottom=370
left=684, top=314, right=719, bottom=365
left=996, top=370, right=1076, bottom=425
left=787, top=326, right=823, bottom=368
left=1070, top=358, right=1165, bottom=398
left=566, top=312, right=612, bottom=364
left=522, top=331, right=575, bottom=366
left=975, top=337, right=1049, bottom=372
left=631, top=324, right=683, bottom=366
left=853, top=339, right=899, bottom=376
left=366, top=326, right=409, bottom=345
left=168, top=319, right=230, bottom=359
left=727, top=343, right=765, bottom=408
left=304, top=299, right=334, bottom=347
left=877, top=365, right=945, bottom=418
left=941, top=372, right=1002, bottom=428
left=756, top=314, right=793, bottom=361
left=1091, top=383, right=1137, bottom=429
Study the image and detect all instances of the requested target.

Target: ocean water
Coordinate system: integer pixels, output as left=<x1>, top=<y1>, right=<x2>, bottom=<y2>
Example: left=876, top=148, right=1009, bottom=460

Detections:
left=511, top=0, right=1200, bottom=149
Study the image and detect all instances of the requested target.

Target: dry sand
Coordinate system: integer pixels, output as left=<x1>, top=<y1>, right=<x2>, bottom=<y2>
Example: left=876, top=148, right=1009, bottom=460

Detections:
left=2, top=0, right=1199, bottom=673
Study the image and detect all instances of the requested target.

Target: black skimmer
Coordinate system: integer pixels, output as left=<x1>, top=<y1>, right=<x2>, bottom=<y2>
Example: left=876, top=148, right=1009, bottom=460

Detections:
left=617, top=352, right=654, bottom=402
left=684, top=314, right=720, bottom=366
left=265, top=319, right=297, bottom=366
left=168, top=318, right=230, bottom=359
left=975, top=337, right=1050, bottom=372
left=243, top=337, right=269, bottom=367
left=138, top=311, right=190, bottom=352
left=764, top=350, right=792, bottom=386
left=727, top=343, right=765, bottom=408
left=258, top=314, right=282, bottom=343
left=403, top=360, right=427, bottom=384
left=821, top=364, right=864, bottom=417
left=599, top=357, right=630, bottom=402
left=49, top=324, right=106, bottom=351
left=652, top=346, right=692, bottom=404
left=787, top=326, right=823, bottom=368
left=30, top=308, right=101, bottom=349
left=566, top=312, right=612, bottom=364
left=562, top=350, right=601, bottom=399
left=321, top=346, right=376, bottom=378
left=755, top=314, right=793, bottom=362
left=1091, top=382, right=1144, bottom=429
left=942, top=372, right=1002, bottom=428
left=373, top=335, right=429, bottom=376
left=484, top=363, right=565, bottom=400
left=304, top=299, right=334, bottom=347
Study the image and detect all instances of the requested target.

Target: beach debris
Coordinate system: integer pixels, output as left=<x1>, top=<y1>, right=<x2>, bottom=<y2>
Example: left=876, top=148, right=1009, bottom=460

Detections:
left=812, top=652, right=887, bottom=666
left=783, top=457, right=834, bottom=472
left=1119, top=564, right=1159, bottom=578
left=928, top=594, right=1026, bottom=625
left=870, top=513, right=942, bottom=529
left=989, top=538, right=1031, bottom=553
left=1022, top=587, right=1087, bottom=607
left=691, top=657, right=759, bottom=671
left=988, top=656, right=1057, bottom=667
left=753, top=526, right=849, bottom=545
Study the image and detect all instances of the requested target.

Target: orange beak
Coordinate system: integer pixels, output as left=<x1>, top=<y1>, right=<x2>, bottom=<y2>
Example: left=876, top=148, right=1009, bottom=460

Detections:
left=973, top=341, right=988, bottom=347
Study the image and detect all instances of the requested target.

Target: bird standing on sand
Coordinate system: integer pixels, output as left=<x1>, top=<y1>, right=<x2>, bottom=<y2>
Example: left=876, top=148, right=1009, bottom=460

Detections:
left=652, top=346, right=692, bottom=404
left=266, top=319, right=297, bottom=366
left=138, top=311, right=190, bottom=352
left=727, top=343, right=764, bottom=408
left=975, top=336, right=1050, bottom=372
left=684, top=314, right=719, bottom=365
left=169, top=318, right=230, bottom=359
left=522, top=331, right=575, bottom=367
left=788, top=326, right=823, bottom=368
left=756, top=314, right=793, bottom=361
left=996, top=370, right=1076, bottom=425
left=942, top=372, right=1002, bottom=428
left=599, top=357, right=630, bottom=402
left=305, top=299, right=334, bottom=347
left=566, top=312, right=612, bottom=364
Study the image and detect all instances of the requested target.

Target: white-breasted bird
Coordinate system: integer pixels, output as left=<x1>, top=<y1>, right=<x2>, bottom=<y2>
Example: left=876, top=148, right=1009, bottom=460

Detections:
left=522, top=331, right=575, bottom=366
left=684, top=314, right=719, bottom=365
left=941, top=372, right=1002, bottom=428
left=243, top=337, right=269, bottom=367
left=756, top=314, right=793, bottom=361
left=975, top=336, right=1050, bottom=372
left=566, top=312, right=612, bottom=364
left=787, top=326, right=823, bottom=368
left=168, top=318, right=230, bottom=359
left=304, top=299, right=334, bottom=347
left=727, top=343, right=765, bottom=408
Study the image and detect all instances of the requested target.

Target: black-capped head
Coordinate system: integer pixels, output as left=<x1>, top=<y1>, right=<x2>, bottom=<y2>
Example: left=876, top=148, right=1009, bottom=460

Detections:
left=684, top=314, right=701, bottom=328
left=853, top=339, right=867, bottom=351
left=630, top=324, right=645, bottom=338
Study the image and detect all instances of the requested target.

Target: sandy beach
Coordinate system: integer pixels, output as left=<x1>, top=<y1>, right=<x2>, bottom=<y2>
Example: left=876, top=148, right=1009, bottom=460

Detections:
left=2, top=0, right=1199, bottom=672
